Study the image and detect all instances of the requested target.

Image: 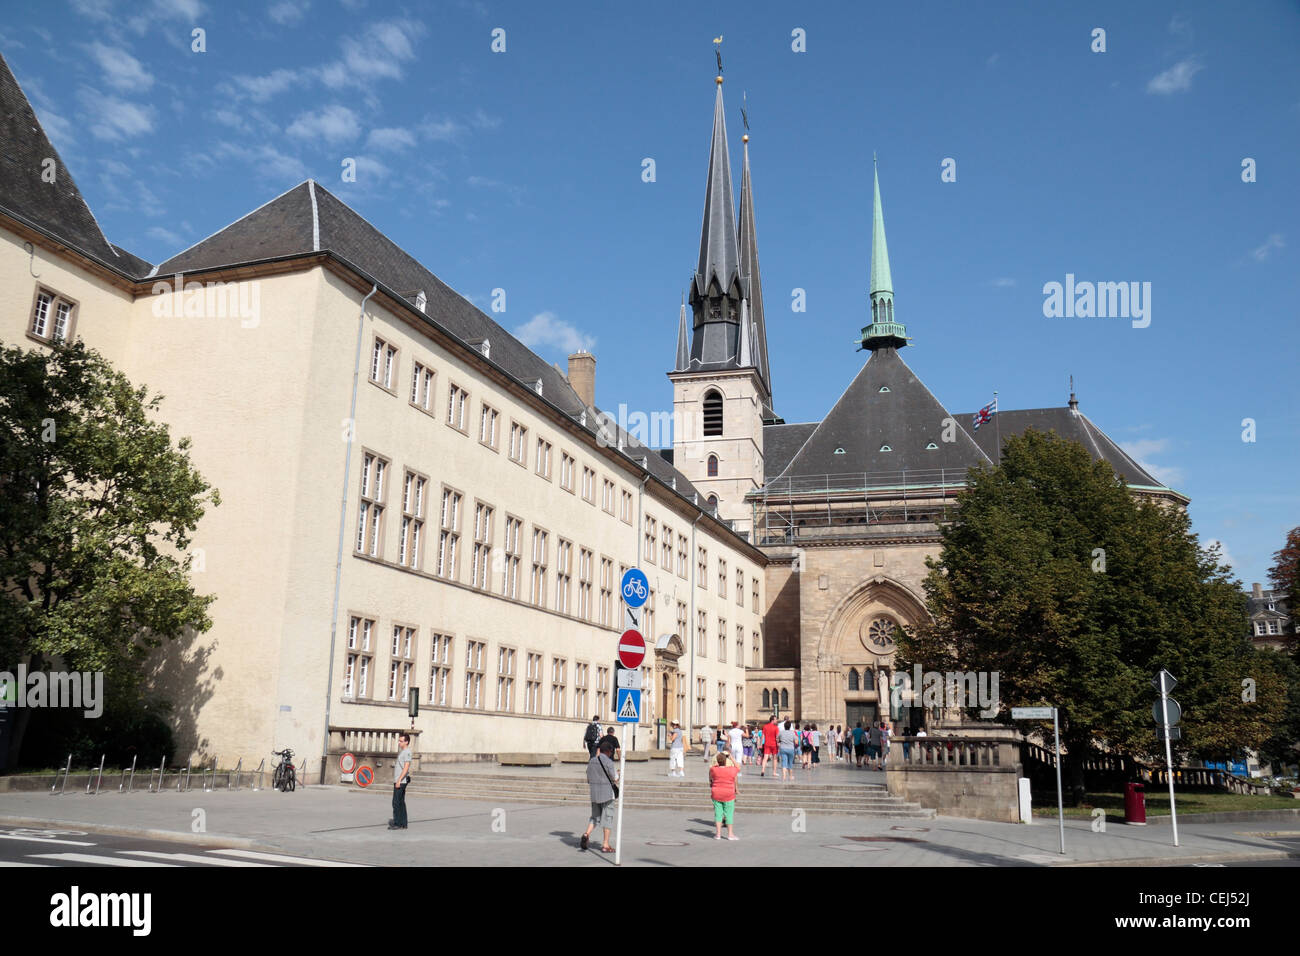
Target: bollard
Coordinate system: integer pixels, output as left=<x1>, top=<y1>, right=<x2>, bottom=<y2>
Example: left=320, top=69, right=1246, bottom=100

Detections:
left=120, top=755, right=137, bottom=793
left=231, top=757, right=242, bottom=791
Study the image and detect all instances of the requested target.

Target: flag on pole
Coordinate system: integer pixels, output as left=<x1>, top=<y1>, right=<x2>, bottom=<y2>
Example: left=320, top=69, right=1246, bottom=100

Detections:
left=972, top=396, right=998, bottom=430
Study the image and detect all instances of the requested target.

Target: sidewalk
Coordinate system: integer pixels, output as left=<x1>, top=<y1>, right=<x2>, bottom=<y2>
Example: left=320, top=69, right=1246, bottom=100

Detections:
left=3, top=784, right=1297, bottom=867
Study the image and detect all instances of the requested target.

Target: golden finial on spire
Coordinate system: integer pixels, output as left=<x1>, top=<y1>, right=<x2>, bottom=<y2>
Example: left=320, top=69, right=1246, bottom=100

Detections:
left=714, top=35, right=723, bottom=81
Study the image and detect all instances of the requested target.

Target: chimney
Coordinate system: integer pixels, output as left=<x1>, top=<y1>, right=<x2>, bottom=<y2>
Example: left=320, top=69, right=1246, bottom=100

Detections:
left=567, top=350, right=596, bottom=407
left=1252, top=582, right=1263, bottom=599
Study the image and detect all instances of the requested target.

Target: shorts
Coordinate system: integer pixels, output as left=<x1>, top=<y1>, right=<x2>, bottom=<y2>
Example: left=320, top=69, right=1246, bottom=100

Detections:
left=763, top=746, right=777, bottom=756
left=855, top=743, right=865, bottom=757
left=669, top=749, right=684, bottom=771
left=589, top=800, right=615, bottom=829
left=779, top=748, right=795, bottom=769
left=868, top=744, right=879, bottom=758
left=712, top=799, right=735, bottom=825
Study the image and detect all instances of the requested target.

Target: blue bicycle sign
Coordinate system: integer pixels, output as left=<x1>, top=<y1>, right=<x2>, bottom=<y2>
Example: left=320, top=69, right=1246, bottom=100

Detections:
left=621, top=568, right=649, bottom=608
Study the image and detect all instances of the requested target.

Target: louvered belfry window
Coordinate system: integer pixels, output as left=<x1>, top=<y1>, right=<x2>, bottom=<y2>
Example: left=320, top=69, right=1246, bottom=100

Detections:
left=703, top=390, right=723, bottom=437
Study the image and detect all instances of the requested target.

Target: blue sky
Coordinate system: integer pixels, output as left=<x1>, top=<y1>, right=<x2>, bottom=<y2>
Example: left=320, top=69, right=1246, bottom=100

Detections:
left=3, top=0, right=1298, bottom=587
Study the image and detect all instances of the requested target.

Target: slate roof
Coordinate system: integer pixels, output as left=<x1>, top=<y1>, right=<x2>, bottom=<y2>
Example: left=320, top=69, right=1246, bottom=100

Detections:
left=693, top=82, right=741, bottom=303
left=773, top=347, right=991, bottom=480
left=960, top=406, right=1170, bottom=489
left=147, top=180, right=715, bottom=513
left=762, top=422, right=817, bottom=477
left=737, top=140, right=772, bottom=402
left=0, top=53, right=148, bottom=277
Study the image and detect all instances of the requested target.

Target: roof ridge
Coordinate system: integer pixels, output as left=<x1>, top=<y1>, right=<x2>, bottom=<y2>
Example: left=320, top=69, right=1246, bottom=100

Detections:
left=152, top=180, right=313, bottom=275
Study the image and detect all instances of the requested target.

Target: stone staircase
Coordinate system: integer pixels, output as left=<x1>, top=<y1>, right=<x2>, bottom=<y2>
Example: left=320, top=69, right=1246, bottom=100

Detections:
left=407, top=770, right=935, bottom=817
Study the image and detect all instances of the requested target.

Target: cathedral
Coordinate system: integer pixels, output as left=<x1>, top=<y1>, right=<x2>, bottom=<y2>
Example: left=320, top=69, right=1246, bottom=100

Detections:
left=662, top=73, right=1188, bottom=732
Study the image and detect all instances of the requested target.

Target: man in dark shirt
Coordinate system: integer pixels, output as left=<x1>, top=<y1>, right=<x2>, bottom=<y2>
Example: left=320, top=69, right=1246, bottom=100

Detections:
left=597, top=726, right=621, bottom=759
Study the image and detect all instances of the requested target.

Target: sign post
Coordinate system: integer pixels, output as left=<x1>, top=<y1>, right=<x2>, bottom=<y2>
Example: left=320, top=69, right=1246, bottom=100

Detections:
left=1153, top=669, right=1180, bottom=847
left=614, top=569, right=649, bottom=867
left=1013, top=705, right=1064, bottom=854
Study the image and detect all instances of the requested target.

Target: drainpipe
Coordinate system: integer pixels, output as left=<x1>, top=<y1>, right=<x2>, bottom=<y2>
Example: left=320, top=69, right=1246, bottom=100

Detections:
left=634, top=471, right=649, bottom=739
left=323, top=284, right=378, bottom=771
left=688, top=510, right=702, bottom=750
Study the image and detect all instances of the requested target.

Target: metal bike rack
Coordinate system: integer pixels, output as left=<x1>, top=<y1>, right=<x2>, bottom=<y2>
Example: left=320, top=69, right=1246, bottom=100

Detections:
left=120, top=755, right=137, bottom=793
left=251, top=757, right=266, bottom=791
left=231, top=757, right=243, bottom=790
left=201, top=757, right=218, bottom=792
left=177, top=761, right=192, bottom=792
left=51, top=754, right=72, bottom=794
left=149, top=756, right=167, bottom=793
left=86, top=755, right=105, bottom=795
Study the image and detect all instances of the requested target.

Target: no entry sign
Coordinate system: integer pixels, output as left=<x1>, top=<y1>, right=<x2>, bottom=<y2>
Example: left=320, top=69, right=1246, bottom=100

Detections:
left=618, top=629, right=646, bottom=668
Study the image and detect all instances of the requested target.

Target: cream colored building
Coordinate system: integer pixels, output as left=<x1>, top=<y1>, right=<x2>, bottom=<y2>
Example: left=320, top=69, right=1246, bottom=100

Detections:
left=0, top=54, right=764, bottom=771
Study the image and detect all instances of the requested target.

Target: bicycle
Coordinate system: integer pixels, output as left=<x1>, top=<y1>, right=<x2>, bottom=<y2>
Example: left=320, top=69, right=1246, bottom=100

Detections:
left=271, top=748, right=297, bottom=792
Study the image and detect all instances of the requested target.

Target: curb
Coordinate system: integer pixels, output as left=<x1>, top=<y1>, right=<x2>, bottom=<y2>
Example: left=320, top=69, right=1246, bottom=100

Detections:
left=1055, top=848, right=1300, bottom=867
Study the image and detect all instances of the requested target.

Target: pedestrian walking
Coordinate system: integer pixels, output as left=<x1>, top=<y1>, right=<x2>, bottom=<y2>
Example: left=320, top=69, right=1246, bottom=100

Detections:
left=388, top=732, right=411, bottom=831
left=868, top=722, right=883, bottom=770
left=853, top=722, right=866, bottom=767
left=880, top=722, right=891, bottom=770
left=760, top=715, right=779, bottom=776
left=667, top=720, right=685, bottom=777
left=583, top=715, right=601, bottom=757
left=777, top=720, right=798, bottom=782
left=727, top=721, right=745, bottom=772
left=743, top=725, right=755, bottom=765
left=709, top=751, right=741, bottom=840
left=810, top=724, right=821, bottom=767
left=902, top=727, right=912, bottom=762
left=700, top=723, right=714, bottom=759
left=580, top=739, right=619, bottom=853
left=598, top=725, right=620, bottom=760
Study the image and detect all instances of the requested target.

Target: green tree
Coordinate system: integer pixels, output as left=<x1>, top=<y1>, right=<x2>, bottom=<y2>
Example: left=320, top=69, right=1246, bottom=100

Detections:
left=0, top=341, right=218, bottom=770
left=1268, top=526, right=1300, bottom=615
left=900, top=430, right=1278, bottom=803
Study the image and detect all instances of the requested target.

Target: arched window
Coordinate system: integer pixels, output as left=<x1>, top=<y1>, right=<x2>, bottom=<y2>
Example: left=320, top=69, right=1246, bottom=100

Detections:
left=848, top=668, right=859, bottom=691
left=761, top=689, right=770, bottom=709
left=702, top=389, right=723, bottom=437
left=707, top=494, right=718, bottom=512
left=707, top=454, right=719, bottom=477
left=780, top=688, right=789, bottom=709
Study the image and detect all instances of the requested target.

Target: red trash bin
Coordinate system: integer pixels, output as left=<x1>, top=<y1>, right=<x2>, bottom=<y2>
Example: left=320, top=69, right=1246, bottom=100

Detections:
left=1124, top=782, right=1147, bottom=825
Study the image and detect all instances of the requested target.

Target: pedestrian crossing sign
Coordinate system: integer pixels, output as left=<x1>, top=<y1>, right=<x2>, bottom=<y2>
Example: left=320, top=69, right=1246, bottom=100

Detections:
left=616, top=688, right=641, bottom=723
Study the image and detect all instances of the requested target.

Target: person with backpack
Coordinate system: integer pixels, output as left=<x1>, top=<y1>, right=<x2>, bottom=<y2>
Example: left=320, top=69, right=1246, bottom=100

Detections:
left=583, top=715, right=601, bottom=757
left=667, top=720, right=685, bottom=777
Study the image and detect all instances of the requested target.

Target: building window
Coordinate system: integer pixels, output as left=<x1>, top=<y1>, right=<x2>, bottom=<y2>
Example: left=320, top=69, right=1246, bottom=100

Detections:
left=879, top=444, right=892, bottom=452
left=707, top=494, right=719, bottom=512
left=525, top=652, right=543, bottom=715
left=736, top=623, right=744, bottom=664
left=530, top=527, right=549, bottom=607
left=620, top=489, right=633, bottom=524
left=536, top=438, right=553, bottom=479
left=437, top=488, right=462, bottom=580
left=370, top=336, right=398, bottom=391
left=551, top=657, right=568, bottom=716
left=464, top=640, right=486, bottom=709
left=578, top=547, right=594, bottom=620
left=560, top=452, right=575, bottom=493
left=555, top=539, right=573, bottom=615
left=678, top=534, right=688, bottom=578
left=644, top=517, right=657, bottom=565
left=753, top=630, right=760, bottom=667
left=429, top=632, right=453, bottom=707
left=752, top=577, right=759, bottom=612
left=496, top=646, right=516, bottom=712
left=470, top=502, right=494, bottom=589
left=718, top=617, right=727, bottom=661
left=736, top=568, right=744, bottom=606
left=703, top=389, right=723, bottom=437
left=398, top=471, right=427, bottom=570
left=447, top=383, right=469, bottom=432
left=643, top=590, right=655, bottom=644
left=410, top=362, right=435, bottom=413
left=599, top=557, right=614, bottom=626
left=602, top=478, right=615, bottom=514
left=661, top=524, right=674, bottom=568
left=698, top=547, right=708, bottom=588
left=1267, top=620, right=1280, bottom=635
left=696, top=677, right=707, bottom=725
left=697, top=610, right=708, bottom=657
left=762, top=689, right=770, bottom=709
left=676, top=601, right=688, bottom=642
left=1255, top=621, right=1266, bottom=636
left=848, top=668, right=860, bottom=691
left=581, top=467, right=595, bottom=504
left=718, top=558, right=727, bottom=596
left=508, top=421, right=528, bottom=466
left=780, top=689, right=789, bottom=709
left=502, top=515, right=522, bottom=599
left=344, top=615, right=375, bottom=698
left=29, top=288, right=79, bottom=344
left=596, top=666, right=610, bottom=718
left=718, top=682, right=727, bottom=727
left=575, top=662, right=589, bottom=717
left=355, top=452, right=388, bottom=557
left=479, top=404, right=499, bottom=449
left=707, top=454, right=719, bottom=477
left=389, top=625, right=416, bottom=701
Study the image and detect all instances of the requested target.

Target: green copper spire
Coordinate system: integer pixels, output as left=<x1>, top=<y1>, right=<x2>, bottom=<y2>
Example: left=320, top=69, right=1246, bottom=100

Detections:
left=859, top=155, right=908, bottom=351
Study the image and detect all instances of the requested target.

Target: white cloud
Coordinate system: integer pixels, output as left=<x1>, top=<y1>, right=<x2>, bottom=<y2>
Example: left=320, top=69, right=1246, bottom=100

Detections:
left=79, top=89, right=155, bottom=141
left=212, top=142, right=308, bottom=183
left=985, top=53, right=999, bottom=68
left=1251, top=233, right=1284, bottom=262
left=513, top=312, right=595, bottom=354
left=1120, top=438, right=1184, bottom=488
left=286, top=104, right=361, bottom=144
left=366, top=127, right=417, bottom=151
left=1120, top=438, right=1169, bottom=458
left=470, top=109, right=501, bottom=131
left=146, top=225, right=184, bottom=246
left=989, top=277, right=1016, bottom=288
left=421, top=117, right=464, bottom=142
left=86, top=42, right=154, bottom=92
left=71, top=0, right=114, bottom=19
left=1168, top=14, right=1192, bottom=41
left=268, top=0, right=310, bottom=24
left=225, top=69, right=301, bottom=102
left=1147, top=57, right=1204, bottom=95
left=1205, top=538, right=1235, bottom=572
left=319, top=19, right=425, bottom=88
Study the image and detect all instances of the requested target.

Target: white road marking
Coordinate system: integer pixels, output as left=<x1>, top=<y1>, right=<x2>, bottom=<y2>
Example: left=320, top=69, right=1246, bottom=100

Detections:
left=0, top=834, right=96, bottom=846
left=0, top=861, right=51, bottom=866
left=29, top=852, right=178, bottom=867
left=207, top=849, right=369, bottom=867
left=121, top=850, right=272, bottom=867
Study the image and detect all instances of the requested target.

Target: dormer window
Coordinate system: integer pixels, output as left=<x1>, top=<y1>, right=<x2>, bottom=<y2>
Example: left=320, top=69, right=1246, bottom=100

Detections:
left=415, top=290, right=427, bottom=313
left=534, top=379, right=543, bottom=396
left=925, top=442, right=938, bottom=450
left=879, top=444, right=892, bottom=452
left=879, top=386, right=890, bottom=393
left=834, top=448, right=846, bottom=455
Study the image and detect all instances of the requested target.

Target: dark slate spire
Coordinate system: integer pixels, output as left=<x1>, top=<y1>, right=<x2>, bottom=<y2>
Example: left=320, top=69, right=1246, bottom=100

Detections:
left=674, top=291, right=689, bottom=372
left=737, top=131, right=773, bottom=404
left=687, top=77, right=744, bottom=371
